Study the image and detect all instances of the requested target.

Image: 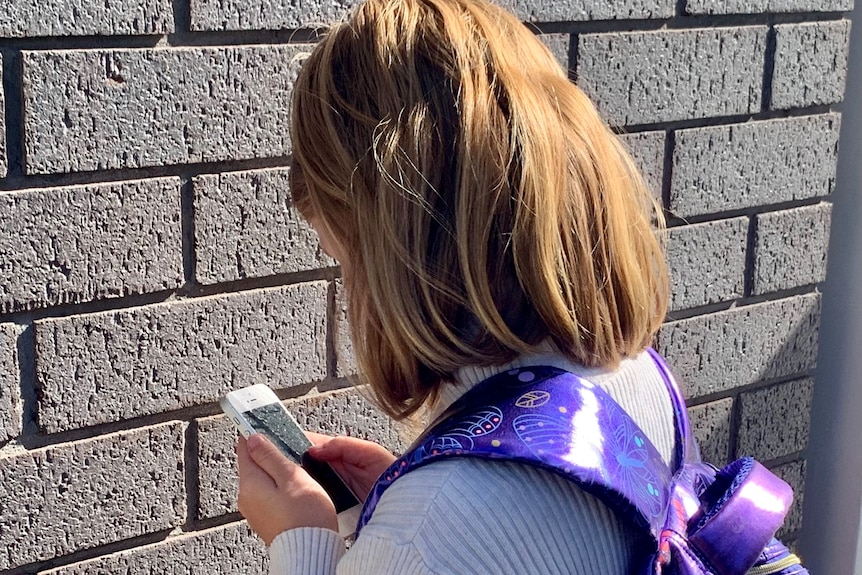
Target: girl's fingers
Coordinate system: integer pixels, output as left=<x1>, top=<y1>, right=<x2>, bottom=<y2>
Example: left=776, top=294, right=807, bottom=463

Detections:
left=304, top=431, right=334, bottom=447
left=306, top=435, right=349, bottom=461
left=245, top=434, right=296, bottom=487
left=236, top=436, right=275, bottom=488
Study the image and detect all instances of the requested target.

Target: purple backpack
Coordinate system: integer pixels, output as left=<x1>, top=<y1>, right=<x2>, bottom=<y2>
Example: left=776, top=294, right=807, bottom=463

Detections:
left=356, top=349, right=808, bottom=575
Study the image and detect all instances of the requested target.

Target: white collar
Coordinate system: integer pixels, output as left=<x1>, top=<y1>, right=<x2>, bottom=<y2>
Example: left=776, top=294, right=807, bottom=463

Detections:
left=430, top=345, right=619, bottom=421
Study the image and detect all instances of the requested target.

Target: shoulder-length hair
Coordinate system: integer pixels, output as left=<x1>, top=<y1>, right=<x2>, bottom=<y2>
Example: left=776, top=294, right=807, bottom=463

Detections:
left=290, top=0, right=669, bottom=419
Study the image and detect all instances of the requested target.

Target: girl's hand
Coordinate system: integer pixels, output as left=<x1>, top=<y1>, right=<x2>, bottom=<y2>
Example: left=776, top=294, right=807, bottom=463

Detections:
left=305, top=433, right=397, bottom=501
left=236, top=434, right=337, bottom=545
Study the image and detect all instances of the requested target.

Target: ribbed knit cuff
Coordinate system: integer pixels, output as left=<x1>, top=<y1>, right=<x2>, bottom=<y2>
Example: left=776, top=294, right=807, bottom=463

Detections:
left=269, top=527, right=345, bottom=575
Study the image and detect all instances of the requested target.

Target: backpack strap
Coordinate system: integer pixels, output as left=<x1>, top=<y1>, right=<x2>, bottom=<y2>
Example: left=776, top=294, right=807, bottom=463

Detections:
left=356, top=351, right=806, bottom=575
left=645, top=347, right=699, bottom=467
left=356, top=362, right=673, bottom=539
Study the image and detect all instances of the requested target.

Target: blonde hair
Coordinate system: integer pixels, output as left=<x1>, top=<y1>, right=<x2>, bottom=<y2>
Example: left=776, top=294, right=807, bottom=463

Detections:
left=290, top=0, right=669, bottom=419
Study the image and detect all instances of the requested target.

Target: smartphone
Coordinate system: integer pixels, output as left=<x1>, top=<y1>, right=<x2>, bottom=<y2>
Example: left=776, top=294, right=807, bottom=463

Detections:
left=220, top=384, right=361, bottom=536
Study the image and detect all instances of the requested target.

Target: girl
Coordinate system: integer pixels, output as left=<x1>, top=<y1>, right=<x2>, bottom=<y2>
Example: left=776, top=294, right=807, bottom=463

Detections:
left=236, top=0, right=675, bottom=572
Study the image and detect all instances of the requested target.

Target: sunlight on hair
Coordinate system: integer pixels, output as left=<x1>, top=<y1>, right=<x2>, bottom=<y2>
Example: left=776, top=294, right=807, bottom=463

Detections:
left=289, top=0, right=669, bottom=420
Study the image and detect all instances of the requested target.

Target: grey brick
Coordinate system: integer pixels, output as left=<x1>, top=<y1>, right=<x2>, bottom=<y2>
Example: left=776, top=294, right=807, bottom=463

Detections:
left=577, top=28, right=766, bottom=126
left=190, top=0, right=359, bottom=30
left=0, top=178, right=183, bottom=313
left=753, top=203, right=832, bottom=295
left=0, top=324, right=22, bottom=443
left=194, top=168, right=334, bottom=285
left=688, top=398, right=733, bottom=466
left=771, top=459, right=806, bottom=539
left=667, top=217, right=748, bottom=311
left=288, top=388, right=409, bottom=452
left=687, top=0, right=853, bottom=14
left=35, top=283, right=327, bottom=433
left=0, top=422, right=185, bottom=570
left=539, top=34, right=570, bottom=73
left=737, top=378, right=813, bottom=460
left=23, top=46, right=308, bottom=175
left=197, top=387, right=406, bottom=518
left=658, top=294, right=820, bottom=399
left=618, top=131, right=665, bottom=196
left=334, top=279, right=356, bottom=378
left=189, top=0, right=674, bottom=28
left=0, top=0, right=173, bottom=37
left=497, top=0, right=675, bottom=21
left=40, top=522, right=267, bottom=575
left=772, top=21, right=852, bottom=110
left=197, top=414, right=242, bottom=519
left=671, top=114, right=840, bottom=217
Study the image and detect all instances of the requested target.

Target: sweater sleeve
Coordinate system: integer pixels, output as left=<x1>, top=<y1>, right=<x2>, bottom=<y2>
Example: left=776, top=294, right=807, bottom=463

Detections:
left=267, top=523, right=437, bottom=575
left=269, top=528, right=345, bottom=575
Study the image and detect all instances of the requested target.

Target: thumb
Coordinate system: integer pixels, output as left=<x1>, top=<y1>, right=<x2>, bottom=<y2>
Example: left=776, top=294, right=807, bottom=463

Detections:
left=246, top=434, right=295, bottom=484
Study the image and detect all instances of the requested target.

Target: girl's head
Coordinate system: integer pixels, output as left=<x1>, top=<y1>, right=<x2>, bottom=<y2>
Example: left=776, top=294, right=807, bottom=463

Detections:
left=290, top=0, right=668, bottom=419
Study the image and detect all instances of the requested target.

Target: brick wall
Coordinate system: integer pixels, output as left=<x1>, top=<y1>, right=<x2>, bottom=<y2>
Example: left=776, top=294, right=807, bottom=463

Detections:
left=0, top=0, right=851, bottom=571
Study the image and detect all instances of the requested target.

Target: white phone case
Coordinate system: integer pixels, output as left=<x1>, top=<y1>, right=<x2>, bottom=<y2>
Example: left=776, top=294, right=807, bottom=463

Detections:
left=220, top=384, right=361, bottom=538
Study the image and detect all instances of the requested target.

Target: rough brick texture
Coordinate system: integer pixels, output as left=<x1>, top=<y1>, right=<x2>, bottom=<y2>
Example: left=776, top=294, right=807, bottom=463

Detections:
left=688, top=398, right=733, bottom=466
left=35, top=283, right=327, bottom=432
left=0, top=178, right=183, bottom=313
left=667, top=217, right=748, bottom=311
left=194, top=168, right=334, bottom=285
left=686, top=0, right=853, bottom=13
left=772, top=21, right=852, bottom=110
left=498, top=0, right=675, bottom=21
left=753, top=203, right=833, bottom=294
left=41, top=523, right=267, bottom=575
left=737, top=378, right=814, bottom=460
left=539, top=34, right=570, bottom=71
left=288, top=389, right=409, bottom=450
left=0, top=422, right=185, bottom=570
left=196, top=414, right=243, bottom=520
left=1, top=0, right=847, bottom=567
left=334, top=279, right=356, bottom=378
left=772, top=459, right=807, bottom=538
left=670, top=114, right=841, bottom=217
left=619, top=131, right=666, bottom=196
left=577, top=28, right=766, bottom=126
left=0, top=0, right=173, bottom=37
left=190, top=0, right=360, bottom=31
left=188, top=0, right=676, bottom=30
left=197, top=388, right=406, bottom=519
left=0, top=323, right=22, bottom=443
left=658, top=294, right=820, bottom=399
left=23, top=45, right=308, bottom=174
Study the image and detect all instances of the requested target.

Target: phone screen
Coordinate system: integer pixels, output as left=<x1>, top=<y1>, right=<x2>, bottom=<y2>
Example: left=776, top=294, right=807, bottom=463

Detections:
left=244, top=403, right=310, bottom=464
left=241, top=402, right=360, bottom=513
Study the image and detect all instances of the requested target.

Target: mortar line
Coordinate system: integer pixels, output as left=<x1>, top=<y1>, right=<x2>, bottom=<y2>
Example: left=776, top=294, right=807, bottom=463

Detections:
left=743, top=213, right=759, bottom=297
left=173, top=0, right=192, bottom=34
left=762, top=22, right=779, bottom=112
left=0, top=11, right=849, bottom=53
left=183, top=419, right=201, bottom=529
left=180, top=175, right=197, bottom=286
left=1, top=48, right=24, bottom=178
left=0, top=266, right=340, bottom=326
left=664, top=284, right=822, bottom=322
left=0, top=155, right=291, bottom=192
left=16, top=325, right=37, bottom=439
